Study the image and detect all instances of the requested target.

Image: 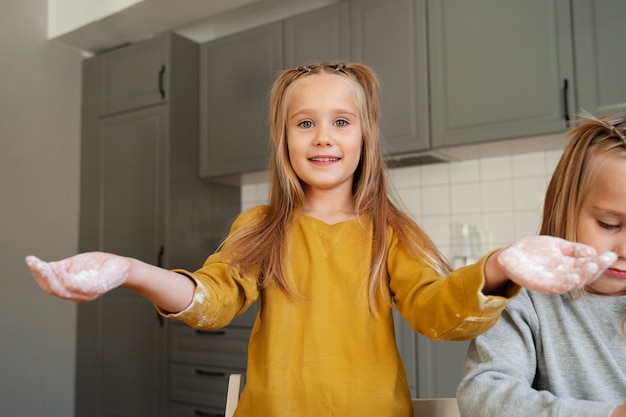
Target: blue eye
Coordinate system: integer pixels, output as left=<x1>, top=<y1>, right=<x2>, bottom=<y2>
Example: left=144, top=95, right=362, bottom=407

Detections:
left=298, top=121, right=313, bottom=128
left=335, top=119, right=348, bottom=127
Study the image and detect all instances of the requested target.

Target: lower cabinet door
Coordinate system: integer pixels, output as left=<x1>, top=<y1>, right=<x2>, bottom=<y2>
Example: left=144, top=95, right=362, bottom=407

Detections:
left=169, top=363, right=243, bottom=409
left=168, top=402, right=225, bottom=417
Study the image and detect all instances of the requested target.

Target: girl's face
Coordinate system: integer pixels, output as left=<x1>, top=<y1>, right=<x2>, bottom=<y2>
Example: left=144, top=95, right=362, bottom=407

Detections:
left=578, top=153, right=626, bottom=296
left=286, top=72, right=363, bottom=200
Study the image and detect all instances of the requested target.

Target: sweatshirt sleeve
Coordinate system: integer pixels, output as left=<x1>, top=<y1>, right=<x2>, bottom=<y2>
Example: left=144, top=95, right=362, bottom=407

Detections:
left=389, top=231, right=520, bottom=340
left=456, top=290, right=617, bottom=417
left=156, top=208, right=261, bottom=329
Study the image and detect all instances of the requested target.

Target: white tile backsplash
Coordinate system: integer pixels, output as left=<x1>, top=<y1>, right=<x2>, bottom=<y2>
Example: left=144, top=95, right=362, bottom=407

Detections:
left=512, top=177, right=547, bottom=211
left=449, top=159, right=480, bottom=183
left=480, top=179, right=513, bottom=212
left=479, top=155, right=512, bottom=180
left=239, top=141, right=565, bottom=260
left=512, top=151, right=547, bottom=177
left=450, top=182, right=480, bottom=214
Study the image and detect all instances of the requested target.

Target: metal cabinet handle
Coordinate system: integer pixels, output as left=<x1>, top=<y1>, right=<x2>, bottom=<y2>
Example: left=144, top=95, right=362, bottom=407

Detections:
left=194, top=369, right=226, bottom=377
left=194, top=410, right=223, bottom=417
left=195, top=330, right=226, bottom=336
left=562, top=78, right=570, bottom=128
left=159, top=65, right=166, bottom=99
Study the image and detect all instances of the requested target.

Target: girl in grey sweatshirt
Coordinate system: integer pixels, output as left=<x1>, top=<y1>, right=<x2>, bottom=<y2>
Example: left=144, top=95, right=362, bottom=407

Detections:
left=457, top=114, right=626, bottom=417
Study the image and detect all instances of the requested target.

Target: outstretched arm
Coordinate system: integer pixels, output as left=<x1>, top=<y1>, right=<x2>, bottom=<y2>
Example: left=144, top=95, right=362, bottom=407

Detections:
left=25, top=252, right=195, bottom=313
left=482, top=235, right=617, bottom=296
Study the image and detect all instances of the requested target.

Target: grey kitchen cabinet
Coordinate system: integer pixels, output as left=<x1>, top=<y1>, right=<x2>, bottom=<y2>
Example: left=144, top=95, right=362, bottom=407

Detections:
left=167, top=305, right=257, bottom=416
left=428, top=0, right=575, bottom=148
left=98, top=36, right=169, bottom=116
left=199, top=22, right=283, bottom=180
left=572, top=0, right=626, bottom=117
left=350, top=0, right=430, bottom=157
left=77, top=32, right=241, bottom=417
left=283, top=1, right=350, bottom=68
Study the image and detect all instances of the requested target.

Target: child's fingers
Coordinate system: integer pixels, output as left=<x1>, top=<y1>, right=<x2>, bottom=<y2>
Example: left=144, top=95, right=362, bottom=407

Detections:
left=551, top=237, right=596, bottom=257
left=579, top=251, right=617, bottom=284
left=497, top=237, right=616, bottom=294
left=25, top=255, right=73, bottom=298
left=47, top=254, right=129, bottom=299
left=25, top=256, right=99, bottom=301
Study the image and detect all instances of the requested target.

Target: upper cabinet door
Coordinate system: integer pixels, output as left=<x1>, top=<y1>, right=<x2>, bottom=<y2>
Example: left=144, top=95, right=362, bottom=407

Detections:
left=99, top=36, right=169, bottom=116
left=428, top=0, right=575, bottom=148
left=572, top=0, right=626, bottom=117
left=284, top=2, right=350, bottom=67
left=350, top=0, right=430, bottom=155
left=199, top=22, right=283, bottom=179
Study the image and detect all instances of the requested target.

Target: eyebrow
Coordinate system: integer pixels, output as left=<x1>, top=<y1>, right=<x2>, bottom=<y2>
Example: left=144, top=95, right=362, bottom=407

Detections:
left=592, top=206, right=626, bottom=217
left=289, top=108, right=358, bottom=120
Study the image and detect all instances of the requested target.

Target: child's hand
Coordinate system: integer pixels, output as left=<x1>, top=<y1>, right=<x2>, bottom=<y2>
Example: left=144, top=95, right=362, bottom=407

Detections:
left=497, top=236, right=617, bottom=294
left=25, top=252, right=129, bottom=301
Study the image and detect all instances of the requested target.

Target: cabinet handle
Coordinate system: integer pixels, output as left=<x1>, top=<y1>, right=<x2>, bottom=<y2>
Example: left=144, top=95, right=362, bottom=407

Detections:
left=194, top=411, right=223, bottom=417
left=562, top=78, right=570, bottom=128
left=195, top=329, right=226, bottom=336
left=195, top=369, right=226, bottom=377
left=159, top=65, right=166, bottom=99
left=157, top=245, right=164, bottom=268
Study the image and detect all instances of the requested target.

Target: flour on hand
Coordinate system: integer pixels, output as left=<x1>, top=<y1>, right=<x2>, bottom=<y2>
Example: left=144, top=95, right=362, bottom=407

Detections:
left=25, top=252, right=129, bottom=301
left=497, top=236, right=617, bottom=294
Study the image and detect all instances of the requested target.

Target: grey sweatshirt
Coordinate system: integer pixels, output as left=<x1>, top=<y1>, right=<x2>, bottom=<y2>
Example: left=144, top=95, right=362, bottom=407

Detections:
left=457, top=288, right=626, bottom=417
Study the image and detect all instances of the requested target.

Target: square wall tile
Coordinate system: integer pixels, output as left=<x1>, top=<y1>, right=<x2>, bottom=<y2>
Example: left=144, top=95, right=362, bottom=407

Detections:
left=396, top=187, right=422, bottom=219
left=420, top=215, right=452, bottom=248
left=449, top=159, right=480, bottom=183
left=513, top=209, right=542, bottom=240
left=481, top=212, right=514, bottom=248
left=390, top=165, right=421, bottom=188
left=421, top=162, right=449, bottom=186
left=544, top=149, right=563, bottom=175
left=450, top=183, right=480, bottom=214
left=421, top=185, right=450, bottom=216
left=512, top=151, right=546, bottom=178
left=480, top=155, right=512, bottom=181
left=512, top=177, right=547, bottom=211
left=480, top=180, right=513, bottom=212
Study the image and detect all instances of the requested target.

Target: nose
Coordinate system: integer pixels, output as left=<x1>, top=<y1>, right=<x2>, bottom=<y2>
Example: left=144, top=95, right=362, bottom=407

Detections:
left=313, top=125, right=332, bottom=146
left=613, top=235, right=626, bottom=259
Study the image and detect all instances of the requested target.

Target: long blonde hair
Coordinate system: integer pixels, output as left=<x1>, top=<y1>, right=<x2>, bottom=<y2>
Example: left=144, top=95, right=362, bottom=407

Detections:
left=541, top=113, right=626, bottom=318
left=541, top=113, right=626, bottom=238
left=221, top=62, right=450, bottom=312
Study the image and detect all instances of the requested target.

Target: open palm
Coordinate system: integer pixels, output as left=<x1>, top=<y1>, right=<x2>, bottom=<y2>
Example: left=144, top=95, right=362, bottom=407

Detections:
left=25, top=252, right=129, bottom=301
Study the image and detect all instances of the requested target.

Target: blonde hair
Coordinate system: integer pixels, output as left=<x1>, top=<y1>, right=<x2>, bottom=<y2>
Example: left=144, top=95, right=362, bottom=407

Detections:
left=221, top=62, right=450, bottom=313
left=541, top=113, right=626, bottom=239
left=540, top=113, right=626, bottom=313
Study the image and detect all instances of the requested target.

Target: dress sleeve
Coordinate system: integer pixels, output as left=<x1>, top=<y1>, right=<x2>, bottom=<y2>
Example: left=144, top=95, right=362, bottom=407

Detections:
left=156, top=208, right=261, bottom=329
left=456, top=290, right=617, bottom=417
left=389, top=231, right=519, bottom=340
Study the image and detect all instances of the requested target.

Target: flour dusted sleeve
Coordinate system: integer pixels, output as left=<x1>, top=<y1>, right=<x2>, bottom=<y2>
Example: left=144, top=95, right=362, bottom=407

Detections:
left=156, top=208, right=262, bottom=329
left=389, top=230, right=519, bottom=341
left=158, top=251, right=258, bottom=329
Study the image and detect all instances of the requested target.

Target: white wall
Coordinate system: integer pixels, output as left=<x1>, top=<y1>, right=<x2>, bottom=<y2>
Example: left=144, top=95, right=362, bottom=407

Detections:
left=0, top=1, right=82, bottom=416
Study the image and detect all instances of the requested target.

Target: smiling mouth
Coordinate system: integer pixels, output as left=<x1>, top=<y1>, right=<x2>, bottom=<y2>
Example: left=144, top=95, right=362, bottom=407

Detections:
left=309, top=157, right=340, bottom=162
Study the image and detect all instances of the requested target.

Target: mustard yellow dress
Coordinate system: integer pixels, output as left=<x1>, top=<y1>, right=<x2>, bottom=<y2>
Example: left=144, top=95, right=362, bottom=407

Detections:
left=160, top=206, right=518, bottom=416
